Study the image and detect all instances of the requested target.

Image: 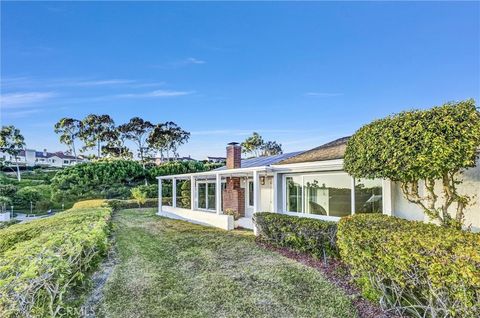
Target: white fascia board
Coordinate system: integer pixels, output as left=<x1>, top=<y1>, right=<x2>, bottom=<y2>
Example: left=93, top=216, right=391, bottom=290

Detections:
left=271, top=159, right=344, bottom=173
left=156, top=166, right=273, bottom=180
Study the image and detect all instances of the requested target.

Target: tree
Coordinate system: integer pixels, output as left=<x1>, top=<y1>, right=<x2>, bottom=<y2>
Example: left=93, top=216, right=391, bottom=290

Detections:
left=131, top=187, right=147, bottom=207
left=54, top=118, right=82, bottom=159
left=344, top=99, right=480, bottom=229
left=147, top=122, right=190, bottom=160
left=0, top=125, right=26, bottom=181
left=241, top=132, right=283, bottom=157
left=241, top=132, right=264, bottom=157
left=261, top=141, right=283, bottom=156
left=118, top=117, right=154, bottom=166
left=79, top=114, right=116, bottom=158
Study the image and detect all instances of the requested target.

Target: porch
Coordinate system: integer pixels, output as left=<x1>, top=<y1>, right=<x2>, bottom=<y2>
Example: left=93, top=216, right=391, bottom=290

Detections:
left=157, top=166, right=279, bottom=230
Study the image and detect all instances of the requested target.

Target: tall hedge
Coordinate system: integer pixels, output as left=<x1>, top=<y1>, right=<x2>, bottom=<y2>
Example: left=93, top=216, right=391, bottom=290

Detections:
left=337, top=214, right=480, bottom=317
left=253, top=212, right=338, bottom=258
left=344, top=99, right=480, bottom=228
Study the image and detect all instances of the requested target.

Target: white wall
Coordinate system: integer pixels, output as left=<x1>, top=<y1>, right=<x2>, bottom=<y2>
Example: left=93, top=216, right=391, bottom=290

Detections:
left=392, top=159, right=480, bottom=231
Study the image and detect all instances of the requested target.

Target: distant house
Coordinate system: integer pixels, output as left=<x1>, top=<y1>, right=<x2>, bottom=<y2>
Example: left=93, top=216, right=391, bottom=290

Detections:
left=157, top=138, right=480, bottom=232
left=0, top=149, right=85, bottom=168
left=151, top=155, right=196, bottom=165
left=206, top=156, right=226, bottom=163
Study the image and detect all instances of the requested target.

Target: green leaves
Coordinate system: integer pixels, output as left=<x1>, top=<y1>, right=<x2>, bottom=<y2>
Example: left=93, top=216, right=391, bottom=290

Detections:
left=253, top=212, right=338, bottom=259
left=0, top=202, right=112, bottom=317
left=344, top=99, right=480, bottom=228
left=337, top=214, right=480, bottom=317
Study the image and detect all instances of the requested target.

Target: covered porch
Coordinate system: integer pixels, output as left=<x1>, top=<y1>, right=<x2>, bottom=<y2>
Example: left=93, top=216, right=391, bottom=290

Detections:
left=157, top=166, right=279, bottom=230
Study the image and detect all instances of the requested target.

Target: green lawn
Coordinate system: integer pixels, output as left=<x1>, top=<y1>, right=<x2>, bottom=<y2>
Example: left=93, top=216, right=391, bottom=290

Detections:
left=96, top=208, right=357, bottom=318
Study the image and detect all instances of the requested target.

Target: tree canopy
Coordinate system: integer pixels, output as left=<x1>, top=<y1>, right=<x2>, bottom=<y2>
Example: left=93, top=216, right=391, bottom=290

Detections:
left=344, top=99, right=480, bottom=229
left=241, top=132, right=283, bottom=157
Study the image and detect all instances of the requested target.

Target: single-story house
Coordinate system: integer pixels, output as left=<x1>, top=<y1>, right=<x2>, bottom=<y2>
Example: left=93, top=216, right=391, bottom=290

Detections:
left=157, top=138, right=480, bottom=232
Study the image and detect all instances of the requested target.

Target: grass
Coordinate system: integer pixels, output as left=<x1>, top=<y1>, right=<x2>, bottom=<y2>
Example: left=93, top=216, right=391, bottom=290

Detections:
left=97, top=208, right=358, bottom=318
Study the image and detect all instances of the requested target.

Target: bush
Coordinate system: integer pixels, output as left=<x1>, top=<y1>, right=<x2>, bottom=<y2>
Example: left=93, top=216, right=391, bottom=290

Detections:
left=337, top=214, right=480, bottom=317
left=131, top=184, right=158, bottom=198
left=106, top=198, right=159, bottom=210
left=253, top=212, right=338, bottom=259
left=0, top=202, right=112, bottom=317
left=131, top=187, right=147, bottom=207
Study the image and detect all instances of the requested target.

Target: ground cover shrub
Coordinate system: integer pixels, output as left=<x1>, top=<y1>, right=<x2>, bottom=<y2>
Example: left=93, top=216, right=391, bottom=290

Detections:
left=107, top=198, right=159, bottom=210
left=337, top=214, right=480, bottom=318
left=253, top=212, right=338, bottom=258
left=0, top=202, right=112, bottom=317
left=0, top=219, right=20, bottom=230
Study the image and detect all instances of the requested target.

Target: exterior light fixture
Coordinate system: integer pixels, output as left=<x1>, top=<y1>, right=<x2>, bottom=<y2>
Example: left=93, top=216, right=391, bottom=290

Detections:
left=260, top=176, right=266, bottom=185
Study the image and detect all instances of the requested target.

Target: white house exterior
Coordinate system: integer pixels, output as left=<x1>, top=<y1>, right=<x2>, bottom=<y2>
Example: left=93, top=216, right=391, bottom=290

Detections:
left=157, top=138, right=480, bottom=232
left=0, top=149, right=85, bottom=168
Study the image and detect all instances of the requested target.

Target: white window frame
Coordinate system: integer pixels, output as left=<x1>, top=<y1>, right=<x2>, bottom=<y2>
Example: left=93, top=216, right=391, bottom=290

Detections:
left=282, top=171, right=355, bottom=217
left=247, top=180, right=254, bottom=207
left=196, top=180, right=217, bottom=212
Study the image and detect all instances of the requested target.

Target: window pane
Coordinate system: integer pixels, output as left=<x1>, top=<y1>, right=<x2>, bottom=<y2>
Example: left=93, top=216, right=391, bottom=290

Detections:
left=177, top=180, right=191, bottom=209
left=248, top=181, right=254, bottom=206
left=198, top=183, right=206, bottom=209
left=286, top=176, right=303, bottom=212
left=355, top=178, right=383, bottom=213
left=208, top=183, right=216, bottom=210
left=303, top=174, right=351, bottom=217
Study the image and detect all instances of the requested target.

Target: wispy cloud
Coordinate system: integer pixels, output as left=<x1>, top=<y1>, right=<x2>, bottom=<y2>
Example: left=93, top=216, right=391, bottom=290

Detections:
left=191, top=129, right=326, bottom=136
left=115, top=89, right=194, bottom=99
left=0, top=92, right=57, bottom=108
left=305, top=92, right=343, bottom=97
left=2, top=109, right=44, bottom=119
left=70, top=79, right=136, bottom=86
left=153, top=57, right=206, bottom=69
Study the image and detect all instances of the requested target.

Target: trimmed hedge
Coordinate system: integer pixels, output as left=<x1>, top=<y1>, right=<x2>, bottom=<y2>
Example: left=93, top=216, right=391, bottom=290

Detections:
left=337, top=214, right=480, bottom=318
left=0, top=201, right=112, bottom=317
left=253, top=212, right=338, bottom=258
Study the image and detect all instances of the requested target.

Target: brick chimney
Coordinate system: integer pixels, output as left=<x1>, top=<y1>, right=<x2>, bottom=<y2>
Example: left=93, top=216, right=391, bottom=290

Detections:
left=226, top=142, right=241, bottom=169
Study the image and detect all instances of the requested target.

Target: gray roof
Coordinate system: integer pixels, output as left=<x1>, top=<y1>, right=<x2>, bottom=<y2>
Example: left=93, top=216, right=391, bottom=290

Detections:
left=214, top=151, right=304, bottom=171
left=279, top=136, right=350, bottom=164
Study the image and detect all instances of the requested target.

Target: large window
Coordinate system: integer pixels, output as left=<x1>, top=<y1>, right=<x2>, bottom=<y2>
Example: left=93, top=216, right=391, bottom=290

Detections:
left=285, top=173, right=382, bottom=217
left=354, top=178, right=383, bottom=214
left=198, top=183, right=207, bottom=209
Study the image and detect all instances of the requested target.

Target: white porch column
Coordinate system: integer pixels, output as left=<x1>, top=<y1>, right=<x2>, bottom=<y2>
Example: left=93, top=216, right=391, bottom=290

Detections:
left=253, top=170, right=260, bottom=213
left=382, top=179, right=393, bottom=216
left=158, top=178, right=162, bottom=214
left=216, top=173, right=222, bottom=215
left=273, top=172, right=278, bottom=213
left=190, top=176, right=195, bottom=210
left=172, top=178, right=177, bottom=208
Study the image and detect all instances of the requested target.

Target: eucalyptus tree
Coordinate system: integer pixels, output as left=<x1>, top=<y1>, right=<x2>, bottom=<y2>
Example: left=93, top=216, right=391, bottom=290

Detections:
left=79, top=114, right=116, bottom=158
left=118, top=117, right=154, bottom=166
left=344, top=99, right=480, bottom=229
left=54, top=118, right=82, bottom=159
left=147, top=122, right=190, bottom=160
left=261, top=141, right=283, bottom=156
left=0, top=125, right=26, bottom=181
left=241, top=132, right=283, bottom=157
left=241, top=132, right=264, bottom=157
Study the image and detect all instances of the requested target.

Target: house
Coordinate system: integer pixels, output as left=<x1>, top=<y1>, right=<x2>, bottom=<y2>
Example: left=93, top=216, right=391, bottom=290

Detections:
left=151, top=155, right=196, bottom=165
left=157, top=138, right=480, bottom=232
left=206, top=156, right=226, bottom=163
left=0, top=149, right=85, bottom=168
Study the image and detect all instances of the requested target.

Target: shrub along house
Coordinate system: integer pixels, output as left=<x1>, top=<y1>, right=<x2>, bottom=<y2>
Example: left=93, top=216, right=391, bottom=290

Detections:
left=157, top=138, right=480, bottom=231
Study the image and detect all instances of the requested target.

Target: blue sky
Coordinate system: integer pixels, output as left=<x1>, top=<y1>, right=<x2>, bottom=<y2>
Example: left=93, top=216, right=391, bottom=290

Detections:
left=1, top=2, right=479, bottom=159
